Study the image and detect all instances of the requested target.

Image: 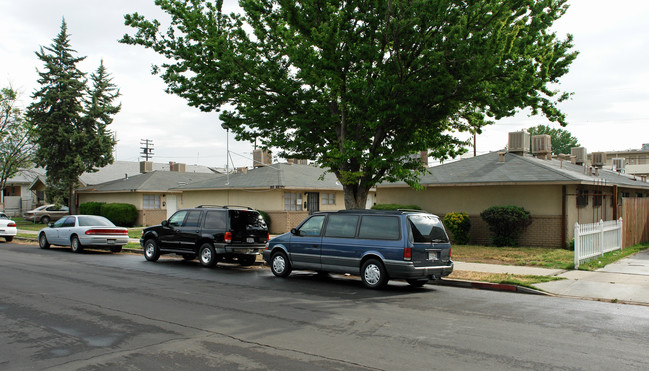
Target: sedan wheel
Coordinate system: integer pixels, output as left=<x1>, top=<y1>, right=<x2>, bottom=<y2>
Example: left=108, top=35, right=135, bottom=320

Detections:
left=199, top=243, right=217, bottom=267
left=40, top=216, right=50, bottom=224
left=361, top=258, right=388, bottom=289
left=39, top=233, right=50, bottom=249
left=70, top=236, right=83, bottom=253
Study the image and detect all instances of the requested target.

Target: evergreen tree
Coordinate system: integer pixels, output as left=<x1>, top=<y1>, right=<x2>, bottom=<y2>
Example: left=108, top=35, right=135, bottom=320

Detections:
left=27, top=19, right=120, bottom=209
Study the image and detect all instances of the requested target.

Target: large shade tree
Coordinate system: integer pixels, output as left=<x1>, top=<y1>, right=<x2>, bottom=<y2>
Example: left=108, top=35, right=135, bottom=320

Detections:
left=0, top=87, right=34, bottom=197
left=122, top=0, right=577, bottom=209
left=27, top=20, right=120, bottom=209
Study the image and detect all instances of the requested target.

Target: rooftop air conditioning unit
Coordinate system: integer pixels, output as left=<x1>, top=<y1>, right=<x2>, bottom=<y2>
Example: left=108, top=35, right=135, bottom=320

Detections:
left=591, top=152, right=605, bottom=167
left=531, top=135, right=552, bottom=156
left=253, top=149, right=273, bottom=168
left=571, top=147, right=587, bottom=165
left=612, top=158, right=625, bottom=172
left=508, top=131, right=530, bottom=154
left=140, top=161, right=153, bottom=174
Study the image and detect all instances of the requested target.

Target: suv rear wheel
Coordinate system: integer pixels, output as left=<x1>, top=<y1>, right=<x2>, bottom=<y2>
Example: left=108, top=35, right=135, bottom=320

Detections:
left=199, top=243, right=218, bottom=267
left=361, top=258, right=388, bottom=289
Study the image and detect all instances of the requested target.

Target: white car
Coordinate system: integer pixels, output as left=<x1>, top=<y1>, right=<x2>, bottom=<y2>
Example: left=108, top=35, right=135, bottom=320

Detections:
left=38, top=215, right=129, bottom=253
left=0, top=212, right=18, bottom=242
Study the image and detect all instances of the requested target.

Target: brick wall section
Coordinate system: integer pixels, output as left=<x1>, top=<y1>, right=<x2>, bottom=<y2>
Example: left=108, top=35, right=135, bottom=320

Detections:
left=466, top=215, right=563, bottom=248
left=138, top=209, right=167, bottom=227
left=267, top=211, right=310, bottom=234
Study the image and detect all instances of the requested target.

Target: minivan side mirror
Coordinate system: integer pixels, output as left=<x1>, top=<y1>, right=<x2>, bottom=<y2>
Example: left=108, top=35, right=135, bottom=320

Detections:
left=290, top=228, right=299, bottom=236
left=161, top=220, right=169, bottom=228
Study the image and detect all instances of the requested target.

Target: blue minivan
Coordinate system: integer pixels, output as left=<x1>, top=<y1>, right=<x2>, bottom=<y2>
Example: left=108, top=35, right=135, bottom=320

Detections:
left=263, top=209, right=453, bottom=289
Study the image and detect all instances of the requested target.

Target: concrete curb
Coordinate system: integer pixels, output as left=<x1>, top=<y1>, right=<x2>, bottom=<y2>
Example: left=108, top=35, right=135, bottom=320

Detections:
left=430, top=278, right=550, bottom=295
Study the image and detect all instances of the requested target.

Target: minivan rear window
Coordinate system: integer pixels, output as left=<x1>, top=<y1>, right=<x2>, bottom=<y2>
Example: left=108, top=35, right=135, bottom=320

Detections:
left=408, top=215, right=449, bottom=243
left=358, top=215, right=400, bottom=240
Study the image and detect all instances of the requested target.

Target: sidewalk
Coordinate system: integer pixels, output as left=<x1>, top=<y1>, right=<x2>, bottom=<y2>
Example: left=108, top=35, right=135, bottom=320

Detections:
left=446, top=249, right=649, bottom=305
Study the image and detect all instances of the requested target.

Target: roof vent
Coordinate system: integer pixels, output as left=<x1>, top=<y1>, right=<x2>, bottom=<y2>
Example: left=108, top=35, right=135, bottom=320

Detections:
left=508, top=131, right=530, bottom=155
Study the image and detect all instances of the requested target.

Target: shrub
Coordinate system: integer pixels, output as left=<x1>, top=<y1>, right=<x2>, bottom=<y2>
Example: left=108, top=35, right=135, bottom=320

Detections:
left=443, top=212, right=471, bottom=245
left=371, top=203, right=421, bottom=211
left=257, top=210, right=271, bottom=230
left=100, top=203, right=138, bottom=227
left=79, top=202, right=104, bottom=215
left=480, top=206, right=532, bottom=247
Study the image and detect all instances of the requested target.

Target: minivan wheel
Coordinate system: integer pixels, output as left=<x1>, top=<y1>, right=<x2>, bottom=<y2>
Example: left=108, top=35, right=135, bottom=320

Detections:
left=407, top=279, right=428, bottom=288
left=70, top=236, right=83, bottom=253
left=199, top=243, right=217, bottom=267
left=361, top=259, right=388, bottom=289
left=144, top=239, right=160, bottom=262
left=270, top=251, right=292, bottom=278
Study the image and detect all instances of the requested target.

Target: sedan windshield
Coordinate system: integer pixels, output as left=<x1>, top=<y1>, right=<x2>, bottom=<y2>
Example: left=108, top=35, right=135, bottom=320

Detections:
left=78, top=216, right=115, bottom=227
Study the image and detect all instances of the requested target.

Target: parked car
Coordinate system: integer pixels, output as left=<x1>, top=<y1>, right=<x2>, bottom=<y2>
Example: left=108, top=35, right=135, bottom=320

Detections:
left=140, top=205, right=269, bottom=267
left=24, top=204, right=70, bottom=224
left=38, top=215, right=129, bottom=253
left=263, top=209, right=454, bottom=289
left=0, top=212, right=17, bottom=242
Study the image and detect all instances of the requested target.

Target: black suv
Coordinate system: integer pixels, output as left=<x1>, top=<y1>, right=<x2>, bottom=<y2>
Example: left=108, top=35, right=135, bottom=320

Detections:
left=140, top=206, right=269, bottom=267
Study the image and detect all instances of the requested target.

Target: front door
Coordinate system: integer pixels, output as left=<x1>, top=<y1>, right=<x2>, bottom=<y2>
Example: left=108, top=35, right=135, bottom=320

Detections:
left=306, top=192, right=320, bottom=214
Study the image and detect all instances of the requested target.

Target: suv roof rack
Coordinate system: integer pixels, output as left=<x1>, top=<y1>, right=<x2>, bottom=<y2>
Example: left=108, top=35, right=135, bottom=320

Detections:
left=196, top=205, right=222, bottom=208
left=222, top=205, right=254, bottom=210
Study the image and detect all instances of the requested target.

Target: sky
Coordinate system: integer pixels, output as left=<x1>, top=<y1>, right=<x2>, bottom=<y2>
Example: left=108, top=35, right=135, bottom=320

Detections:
left=1, top=0, right=648, bottom=169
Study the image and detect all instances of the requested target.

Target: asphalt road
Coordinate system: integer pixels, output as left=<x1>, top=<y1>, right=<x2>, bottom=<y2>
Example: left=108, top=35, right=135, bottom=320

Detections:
left=2, top=242, right=649, bottom=370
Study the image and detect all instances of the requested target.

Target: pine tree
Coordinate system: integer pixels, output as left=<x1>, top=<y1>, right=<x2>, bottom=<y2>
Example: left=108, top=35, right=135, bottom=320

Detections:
left=27, top=19, right=120, bottom=210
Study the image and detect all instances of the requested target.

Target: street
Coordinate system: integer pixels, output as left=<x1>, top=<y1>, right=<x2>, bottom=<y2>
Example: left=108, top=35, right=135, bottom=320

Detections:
left=1, top=242, right=648, bottom=370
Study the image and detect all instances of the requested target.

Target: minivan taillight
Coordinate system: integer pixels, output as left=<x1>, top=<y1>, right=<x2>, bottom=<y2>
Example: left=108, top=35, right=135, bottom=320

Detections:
left=266, top=232, right=270, bottom=242
left=224, top=231, right=232, bottom=243
left=404, top=247, right=412, bottom=261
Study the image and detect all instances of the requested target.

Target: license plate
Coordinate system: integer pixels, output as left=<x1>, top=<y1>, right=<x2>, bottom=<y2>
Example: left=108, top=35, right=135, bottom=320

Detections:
left=428, top=251, right=439, bottom=261
left=107, top=239, right=115, bottom=244
left=246, top=237, right=255, bottom=243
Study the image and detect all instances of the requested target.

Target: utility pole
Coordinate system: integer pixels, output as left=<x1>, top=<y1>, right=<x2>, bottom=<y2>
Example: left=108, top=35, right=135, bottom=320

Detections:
left=140, top=139, right=154, bottom=161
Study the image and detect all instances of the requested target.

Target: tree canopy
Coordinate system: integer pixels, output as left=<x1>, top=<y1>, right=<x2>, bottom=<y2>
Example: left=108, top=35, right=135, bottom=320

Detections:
left=121, top=0, right=577, bottom=208
left=527, top=124, right=579, bottom=154
left=27, top=19, right=120, bottom=208
left=0, top=87, right=34, bottom=196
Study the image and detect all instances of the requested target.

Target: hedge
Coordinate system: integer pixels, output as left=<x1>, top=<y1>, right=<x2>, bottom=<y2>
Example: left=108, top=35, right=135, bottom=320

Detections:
left=79, top=202, right=104, bottom=216
left=99, top=203, right=138, bottom=227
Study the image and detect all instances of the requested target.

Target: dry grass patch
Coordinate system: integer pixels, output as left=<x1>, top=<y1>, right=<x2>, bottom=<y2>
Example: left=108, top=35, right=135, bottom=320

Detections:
left=452, top=245, right=573, bottom=269
left=448, top=270, right=565, bottom=287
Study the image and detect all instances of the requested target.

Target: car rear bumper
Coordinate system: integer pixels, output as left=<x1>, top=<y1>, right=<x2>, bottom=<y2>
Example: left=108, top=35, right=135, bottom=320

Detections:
left=0, top=227, right=17, bottom=237
left=80, top=236, right=129, bottom=246
left=384, top=260, right=454, bottom=280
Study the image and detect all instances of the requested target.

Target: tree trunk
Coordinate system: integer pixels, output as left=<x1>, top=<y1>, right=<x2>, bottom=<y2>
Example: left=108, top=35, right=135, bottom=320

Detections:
left=342, top=184, right=370, bottom=210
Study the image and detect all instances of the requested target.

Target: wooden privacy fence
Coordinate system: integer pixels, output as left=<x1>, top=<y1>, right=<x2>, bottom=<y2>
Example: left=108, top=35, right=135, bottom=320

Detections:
left=574, top=219, right=623, bottom=268
left=622, top=198, right=649, bottom=247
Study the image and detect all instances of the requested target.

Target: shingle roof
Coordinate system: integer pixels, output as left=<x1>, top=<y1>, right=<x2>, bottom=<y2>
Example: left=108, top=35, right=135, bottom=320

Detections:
left=381, top=152, right=649, bottom=189
left=175, top=163, right=342, bottom=190
left=79, top=160, right=216, bottom=185
left=77, top=171, right=222, bottom=192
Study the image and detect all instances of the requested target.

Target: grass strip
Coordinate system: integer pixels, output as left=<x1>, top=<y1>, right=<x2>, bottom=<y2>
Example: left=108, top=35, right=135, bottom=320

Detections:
left=448, top=270, right=565, bottom=289
left=577, top=243, right=649, bottom=271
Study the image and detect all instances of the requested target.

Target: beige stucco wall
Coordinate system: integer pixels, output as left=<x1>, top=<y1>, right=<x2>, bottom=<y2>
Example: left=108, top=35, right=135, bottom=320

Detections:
left=376, top=184, right=563, bottom=216
left=180, top=189, right=284, bottom=210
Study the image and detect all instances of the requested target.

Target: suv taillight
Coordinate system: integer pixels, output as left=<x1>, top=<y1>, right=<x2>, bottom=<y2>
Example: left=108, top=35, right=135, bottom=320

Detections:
left=266, top=232, right=269, bottom=242
left=404, top=247, right=412, bottom=261
left=224, top=231, right=232, bottom=243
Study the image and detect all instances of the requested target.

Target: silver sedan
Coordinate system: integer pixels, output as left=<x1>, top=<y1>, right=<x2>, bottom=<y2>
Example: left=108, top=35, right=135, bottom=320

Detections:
left=38, top=215, right=129, bottom=253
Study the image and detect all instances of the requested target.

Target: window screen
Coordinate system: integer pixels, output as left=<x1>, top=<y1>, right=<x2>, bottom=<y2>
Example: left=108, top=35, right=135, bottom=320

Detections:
left=358, top=216, right=400, bottom=240
left=324, top=214, right=359, bottom=238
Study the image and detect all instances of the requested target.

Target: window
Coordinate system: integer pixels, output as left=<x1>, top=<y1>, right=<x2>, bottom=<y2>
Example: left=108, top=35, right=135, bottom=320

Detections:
left=143, top=194, right=161, bottom=209
left=297, top=215, right=325, bottom=236
left=322, top=193, right=336, bottom=205
left=324, top=214, right=359, bottom=238
left=203, top=211, right=226, bottom=229
left=408, top=215, right=449, bottom=243
left=184, top=211, right=202, bottom=227
left=358, top=216, right=400, bottom=240
left=593, top=194, right=603, bottom=207
left=284, top=192, right=303, bottom=211
left=576, top=189, right=589, bottom=207
left=168, top=210, right=188, bottom=227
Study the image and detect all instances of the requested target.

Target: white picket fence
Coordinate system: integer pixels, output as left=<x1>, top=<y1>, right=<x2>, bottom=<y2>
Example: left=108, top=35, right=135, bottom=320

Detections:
left=574, top=218, right=623, bottom=268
